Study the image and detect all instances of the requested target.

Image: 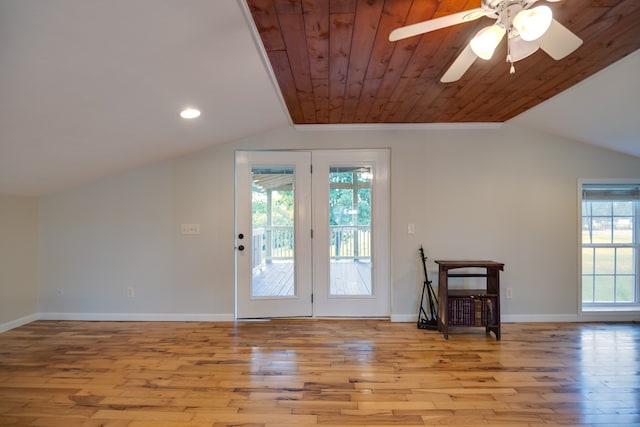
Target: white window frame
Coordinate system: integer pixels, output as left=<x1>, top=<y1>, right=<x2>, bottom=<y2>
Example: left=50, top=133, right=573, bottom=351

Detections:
left=579, top=179, right=640, bottom=313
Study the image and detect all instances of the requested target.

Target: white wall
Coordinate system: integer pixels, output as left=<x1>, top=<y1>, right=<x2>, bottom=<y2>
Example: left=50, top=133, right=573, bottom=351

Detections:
left=37, top=124, right=640, bottom=322
left=38, top=146, right=236, bottom=320
left=0, top=196, right=38, bottom=331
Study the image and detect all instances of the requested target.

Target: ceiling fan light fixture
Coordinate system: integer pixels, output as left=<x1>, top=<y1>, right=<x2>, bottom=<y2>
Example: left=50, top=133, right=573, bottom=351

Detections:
left=513, top=5, right=552, bottom=41
left=470, top=25, right=506, bottom=60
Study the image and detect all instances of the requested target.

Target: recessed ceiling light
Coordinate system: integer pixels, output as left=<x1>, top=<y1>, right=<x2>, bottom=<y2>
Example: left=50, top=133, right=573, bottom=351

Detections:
left=179, top=108, right=201, bottom=119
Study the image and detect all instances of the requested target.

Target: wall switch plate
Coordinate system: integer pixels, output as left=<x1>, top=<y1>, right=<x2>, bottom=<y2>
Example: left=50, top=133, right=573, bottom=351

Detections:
left=408, top=223, right=415, bottom=234
left=181, top=224, right=200, bottom=235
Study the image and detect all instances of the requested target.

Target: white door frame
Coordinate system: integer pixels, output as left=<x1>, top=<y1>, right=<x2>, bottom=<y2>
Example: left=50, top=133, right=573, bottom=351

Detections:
left=235, top=149, right=390, bottom=318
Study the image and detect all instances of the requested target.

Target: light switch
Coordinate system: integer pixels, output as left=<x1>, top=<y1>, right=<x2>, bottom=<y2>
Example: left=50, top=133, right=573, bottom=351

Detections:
left=408, top=223, right=415, bottom=234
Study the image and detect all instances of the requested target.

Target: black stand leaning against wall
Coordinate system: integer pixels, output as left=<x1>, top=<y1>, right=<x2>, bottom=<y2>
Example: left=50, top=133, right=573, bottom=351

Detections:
left=417, top=246, right=438, bottom=330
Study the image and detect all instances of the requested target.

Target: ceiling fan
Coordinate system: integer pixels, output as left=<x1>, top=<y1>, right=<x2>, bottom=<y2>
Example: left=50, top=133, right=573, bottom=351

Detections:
left=389, top=0, right=583, bottom=83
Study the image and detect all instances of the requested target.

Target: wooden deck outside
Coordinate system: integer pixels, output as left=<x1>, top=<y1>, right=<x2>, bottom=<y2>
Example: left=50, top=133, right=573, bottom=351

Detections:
left=252, top=260, right=371, bottom=296
left=330, top=260, right=371, bottom=295
left=252, top=261, right=294, bottom=297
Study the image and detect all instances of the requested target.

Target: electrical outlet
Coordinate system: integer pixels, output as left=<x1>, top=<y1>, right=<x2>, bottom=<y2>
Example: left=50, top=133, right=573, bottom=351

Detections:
left=181, top=224, right=200, bottom=235
left=127, top=287, right=135, bottom=298
left=506, top=287, right=513, bottom=299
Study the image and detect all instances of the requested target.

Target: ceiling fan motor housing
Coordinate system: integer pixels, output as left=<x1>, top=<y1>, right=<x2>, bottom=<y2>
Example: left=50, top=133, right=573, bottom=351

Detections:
left=483, top=0, right=530, bottom=29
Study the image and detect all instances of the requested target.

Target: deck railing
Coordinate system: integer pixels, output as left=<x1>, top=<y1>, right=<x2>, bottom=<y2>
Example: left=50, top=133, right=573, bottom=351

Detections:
left=330, top=225, right=371, bottom=261
left=252, top=225, right=371, bottom=267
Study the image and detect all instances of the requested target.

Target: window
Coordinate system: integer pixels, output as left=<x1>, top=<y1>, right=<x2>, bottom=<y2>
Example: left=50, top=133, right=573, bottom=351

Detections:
left=581, top=182, right=640, bottom=311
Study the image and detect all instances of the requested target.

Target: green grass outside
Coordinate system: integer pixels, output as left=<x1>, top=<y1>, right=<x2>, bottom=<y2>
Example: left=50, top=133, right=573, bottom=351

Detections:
left=582, top=229, right=637, bottom=303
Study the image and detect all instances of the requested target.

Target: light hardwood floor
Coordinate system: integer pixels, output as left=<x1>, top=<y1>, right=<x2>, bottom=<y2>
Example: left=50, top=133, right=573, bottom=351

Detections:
left=0, top=320, right=639, bottom=426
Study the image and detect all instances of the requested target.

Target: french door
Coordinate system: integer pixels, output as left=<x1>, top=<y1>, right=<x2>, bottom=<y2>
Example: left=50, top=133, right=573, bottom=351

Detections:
left=235, top=150, right=389, bottom=318
left=235, top=151, right=312, bottom=318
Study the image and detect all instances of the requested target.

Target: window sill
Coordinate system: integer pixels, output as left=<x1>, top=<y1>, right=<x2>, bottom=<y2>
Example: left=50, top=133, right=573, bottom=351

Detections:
left=582, top=305, right=640, bottom=313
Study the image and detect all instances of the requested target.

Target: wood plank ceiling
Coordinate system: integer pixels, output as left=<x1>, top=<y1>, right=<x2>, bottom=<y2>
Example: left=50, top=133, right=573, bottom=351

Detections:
left=245, top=0, right=640, bottom=125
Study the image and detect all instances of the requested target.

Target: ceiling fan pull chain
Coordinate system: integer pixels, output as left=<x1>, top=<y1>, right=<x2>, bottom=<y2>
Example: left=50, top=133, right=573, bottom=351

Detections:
left=507, top=35, right=516, bottom=74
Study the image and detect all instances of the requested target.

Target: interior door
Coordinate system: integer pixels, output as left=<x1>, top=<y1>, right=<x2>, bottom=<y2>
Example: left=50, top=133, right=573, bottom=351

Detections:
left=235, top=151, right=312, bottom=318
left=312, top=150, right=390, bottom=317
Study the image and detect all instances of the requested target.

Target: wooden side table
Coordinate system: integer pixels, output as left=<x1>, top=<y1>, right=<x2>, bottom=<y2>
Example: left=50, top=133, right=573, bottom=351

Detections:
left=434, top=260, right=504, bottom=340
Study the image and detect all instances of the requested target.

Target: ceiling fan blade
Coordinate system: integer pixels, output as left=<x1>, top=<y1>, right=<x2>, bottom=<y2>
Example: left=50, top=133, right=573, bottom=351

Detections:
left=389, top=8, right=486, bottom=42
left=536, top=19, right=583, bottom=60
left=441, top=44, right=478, bottom=83
left=509, top=36, right=539, bottom=62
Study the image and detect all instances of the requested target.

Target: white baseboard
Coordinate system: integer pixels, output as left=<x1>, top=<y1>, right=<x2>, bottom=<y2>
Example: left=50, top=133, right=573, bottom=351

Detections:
left=37, top=312, right=236, bottom=322
left=390, top=314, right=416, bottom=323
left=0, top=313, right=39, bottom=333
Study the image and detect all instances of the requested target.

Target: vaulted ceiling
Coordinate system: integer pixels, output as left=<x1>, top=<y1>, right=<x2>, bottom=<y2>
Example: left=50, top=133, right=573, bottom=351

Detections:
left=0, top=1, right=638, bottom=197
left=246, top=0, right=640, bottom=124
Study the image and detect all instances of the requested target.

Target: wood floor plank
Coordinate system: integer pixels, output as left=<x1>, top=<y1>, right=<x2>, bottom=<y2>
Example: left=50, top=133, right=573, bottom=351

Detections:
left=1, top=320, right=639, bottom=426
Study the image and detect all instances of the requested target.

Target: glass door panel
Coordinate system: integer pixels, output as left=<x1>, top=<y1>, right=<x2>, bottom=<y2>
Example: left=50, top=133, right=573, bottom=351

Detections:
left=329, top=166, right=372, bottom=296
left=251, top=167, right=295, bottom=297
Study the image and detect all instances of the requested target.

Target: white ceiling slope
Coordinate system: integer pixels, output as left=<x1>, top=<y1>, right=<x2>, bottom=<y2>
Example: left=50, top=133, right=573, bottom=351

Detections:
left=0, top=0, right=289, bottom=196
left=510, top=49, right=640, bottom=159
left=0, top=1, right=637, bottom=197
